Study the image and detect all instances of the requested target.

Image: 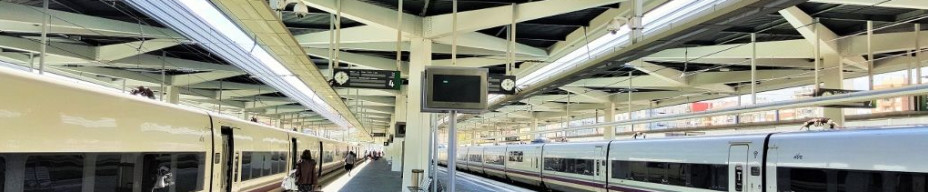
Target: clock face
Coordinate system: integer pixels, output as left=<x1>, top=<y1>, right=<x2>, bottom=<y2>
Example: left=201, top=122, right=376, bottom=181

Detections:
left=334, top=71, right=349, bottom=85
left=501, top=78, right=515, bottom=91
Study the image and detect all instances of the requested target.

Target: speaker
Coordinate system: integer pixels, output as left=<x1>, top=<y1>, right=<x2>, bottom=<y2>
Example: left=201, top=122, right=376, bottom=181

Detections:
left=395, top=122, right=406, bottom=138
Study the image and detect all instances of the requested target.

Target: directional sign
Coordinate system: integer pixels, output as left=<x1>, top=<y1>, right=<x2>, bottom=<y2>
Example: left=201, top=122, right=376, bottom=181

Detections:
left=814, top=88, right=875, bottom=108
left=488, top=74, right=516, bottom=95
left=332, top=69, right=401, bottom=90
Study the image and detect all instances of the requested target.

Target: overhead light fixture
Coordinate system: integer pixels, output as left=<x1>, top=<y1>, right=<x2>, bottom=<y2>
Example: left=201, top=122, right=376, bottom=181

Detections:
left=125, top=0, right=352, bottom=128
left=517, top=0, right=717, bottom=89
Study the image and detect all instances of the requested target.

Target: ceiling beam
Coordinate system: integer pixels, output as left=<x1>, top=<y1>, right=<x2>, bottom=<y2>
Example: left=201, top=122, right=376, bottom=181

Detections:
left=304, top=47, right=399, bottom=71
left=423, top=0, right=622, bottom=38
left=628, top=60, right=686, bottom=86
left=295, top=26, right=398, bottom=45
left=300, top=0, right=422, bottom=37
left=779, top=6, right=868, bottom=70
left=808, top=0, right=928, bottom=9
left=95, top=39, right=182, bottom=62
left=0, top=2, right=182, bottom=39
left=558, top=86, right=611, bottom=103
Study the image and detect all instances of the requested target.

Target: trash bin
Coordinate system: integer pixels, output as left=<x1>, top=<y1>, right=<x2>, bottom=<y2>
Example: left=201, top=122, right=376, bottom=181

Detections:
left=411, top=169, right=424, bottom=188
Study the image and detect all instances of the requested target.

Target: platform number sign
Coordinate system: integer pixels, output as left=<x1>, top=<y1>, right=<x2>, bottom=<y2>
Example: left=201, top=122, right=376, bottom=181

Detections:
left=735, top=165, right=744, bottom=191
left=332, top=68, right=401, bottom=90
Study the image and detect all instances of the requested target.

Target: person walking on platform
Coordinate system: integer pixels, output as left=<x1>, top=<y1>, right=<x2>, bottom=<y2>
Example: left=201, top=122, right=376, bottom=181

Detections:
left=296, top=150, right=318, bottom=192
left=344, top=151, right=357, bottom=175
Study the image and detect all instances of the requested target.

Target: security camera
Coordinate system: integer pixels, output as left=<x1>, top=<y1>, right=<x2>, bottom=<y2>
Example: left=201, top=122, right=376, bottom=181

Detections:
left=606, top=16, right=628, bottom=35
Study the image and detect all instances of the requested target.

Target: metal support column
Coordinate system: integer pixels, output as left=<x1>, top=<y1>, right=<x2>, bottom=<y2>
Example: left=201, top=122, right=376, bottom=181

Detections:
left=38, top=0, right=49, bottom=75
left=447, top=111, right=457, bottom=192
left=751, top=33, right=757, bottom=105
left=867, top=20, right=874, bottom=90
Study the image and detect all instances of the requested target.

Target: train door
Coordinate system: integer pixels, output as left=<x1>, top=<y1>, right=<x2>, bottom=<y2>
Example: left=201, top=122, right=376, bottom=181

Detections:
left=291, top=138, right=298, bottom=168
left=729, top=145, right=750, bottom=192
left=318, top=141, right=324, bottom=178
left=220, top=127, right=234, bottom=192
left=594, top=145, right=607, bottom=192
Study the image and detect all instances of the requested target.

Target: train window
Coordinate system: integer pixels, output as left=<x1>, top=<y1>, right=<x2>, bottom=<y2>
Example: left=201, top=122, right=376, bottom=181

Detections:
left=545, top=158, right=593, bottom=176
left=23, top=154, right=84, bottom=192
left=241, top=152, right=252, bottom=180
left=253, top=152, right=266, bottom=178
left=778, top=167, right=828, bottom=192
left=543, top=158, right=563, bottom=172
left=141, top=154, right=170, bottom=192
left=836, top=170, right=882, bottom=192
left=508, top=151, right=523, bottom=162
left=647, top=162, right=667, bottom=183
left=612, top=161, right=631, bottom=179
left=270, top=152, right=279, bottom=174
left=484, top=155, right=504, bottom=165
left=1, top=156, right=5, bottom=191
left=263, top=152, right=272, bottom=176
left=779, top=167, right=928, bottom=192
left=612, top=160, right=727, bottom=191
left=276, top=152, right=286, bottom=173
left=95, top=154, right=134, bottom=192
left=666, top=163, right=686, bottom=186
left=175, top=153, right=204, bottom=192
left=630, top=161, right=648, bottom=181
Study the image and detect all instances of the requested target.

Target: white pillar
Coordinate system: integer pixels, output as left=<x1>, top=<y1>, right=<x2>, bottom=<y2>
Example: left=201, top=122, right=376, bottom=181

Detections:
left=391, top=87, right=407, bottom=172
left=164, top=86, right=180, bottom=104
left=822, top=54, right=845, bottom=126
left=603, top=102, right=616, bottom=140
left=401, top=37, right=432, bottom=192
left=531, top=116, right=538, bottom=139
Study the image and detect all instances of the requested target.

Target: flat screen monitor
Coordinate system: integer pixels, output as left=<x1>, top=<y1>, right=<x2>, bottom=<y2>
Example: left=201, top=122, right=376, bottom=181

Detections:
left=422, top=67, right=488, bottom=113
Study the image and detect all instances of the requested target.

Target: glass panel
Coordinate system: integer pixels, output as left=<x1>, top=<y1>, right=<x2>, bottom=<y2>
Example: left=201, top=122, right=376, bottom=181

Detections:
left=240, top=152, right=252, bottom=180
left=175, top=153, right=203, bottom=192
left=612, top=161, right=630, bottom=179
left=95, top=154, right=134, bottom=192
left=24, top=154, right=84, bottom=192
left=263, top=152, right=272, bottom=176
left=647, top=162, right=667, bottom=183
left=1, top=156, right=5, bottom=191
left=837, top=170, right=881, bottom=192
left=630, top=161, right=648, bottom=181
left=667, top=163, right=686, bottom=186
left=543, top=158, right=563, bottom=172
left=778, top=167, right=827, bottom=192
left=252, top=152, right=264, bottom=178
left=141, top=154, right=170, bottom=192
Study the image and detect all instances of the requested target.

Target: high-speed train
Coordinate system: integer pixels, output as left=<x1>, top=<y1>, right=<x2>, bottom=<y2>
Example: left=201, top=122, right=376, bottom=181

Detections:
left=440, top=127, right=928, bottom=192
left=0, top=67, right=366, bottom=191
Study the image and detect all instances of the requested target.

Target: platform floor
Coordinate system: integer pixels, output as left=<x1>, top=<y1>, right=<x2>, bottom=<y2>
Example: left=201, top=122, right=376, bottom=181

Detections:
left=320, top=159, right=530, bottom=192
left=321, top=159, right=402, bottom=192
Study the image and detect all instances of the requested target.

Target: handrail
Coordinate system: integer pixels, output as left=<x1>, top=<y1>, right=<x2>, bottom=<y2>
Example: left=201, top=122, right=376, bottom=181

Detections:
left=484, top=83, right=928, bottom=140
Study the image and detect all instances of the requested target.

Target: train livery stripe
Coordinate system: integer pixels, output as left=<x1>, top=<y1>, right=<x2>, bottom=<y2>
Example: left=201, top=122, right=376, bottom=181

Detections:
left=541, top=174, right=604, bottom=189
left=606, top=184, right=656, bottom=192
left=506, top=168, right=540, bottom=178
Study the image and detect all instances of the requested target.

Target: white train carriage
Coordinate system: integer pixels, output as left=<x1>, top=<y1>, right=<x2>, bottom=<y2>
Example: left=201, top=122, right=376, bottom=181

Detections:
left=540, top=141, right=610, bottom=192
left=606, top=134, right=767, bottom=192
left=437, top=145, right=448, bottom=166
left=0, top=65, right=355, bottom=192
left=504, top=144, right=543, bottom=186
left=765, top=127, right=928, bottom=192
left=465, top=146, right=485, bottom=174
left=481, top=146, right=508, bottom=179
left=455, top=146, right=469, bottom=171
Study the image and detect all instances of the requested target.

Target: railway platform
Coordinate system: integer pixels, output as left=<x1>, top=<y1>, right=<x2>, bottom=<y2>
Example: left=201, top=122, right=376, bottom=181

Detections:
left=320, top=158, right=531, bottom=192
